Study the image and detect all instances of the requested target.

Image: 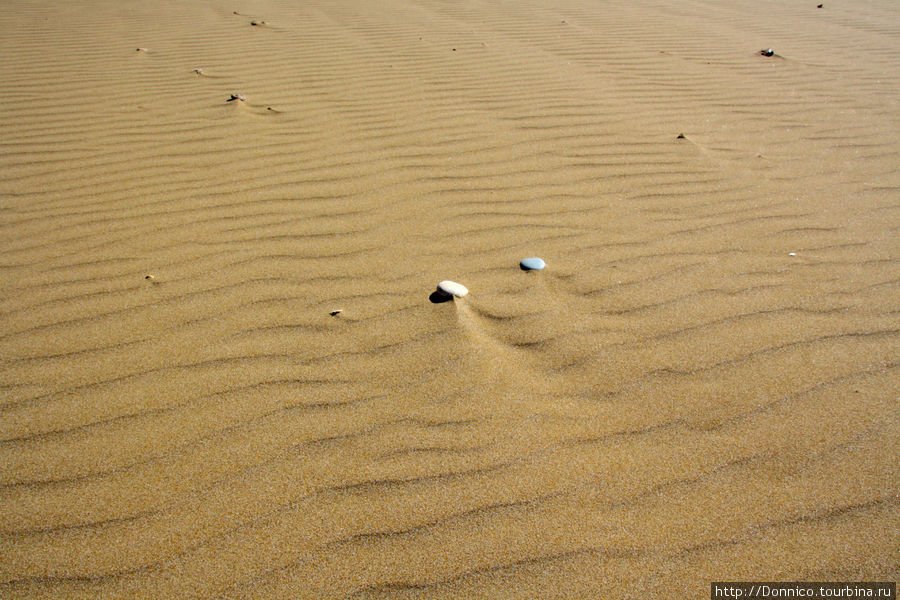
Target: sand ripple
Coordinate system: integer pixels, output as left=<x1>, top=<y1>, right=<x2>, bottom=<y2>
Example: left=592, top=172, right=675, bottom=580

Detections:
left=1, top=0, right=897, bottom=598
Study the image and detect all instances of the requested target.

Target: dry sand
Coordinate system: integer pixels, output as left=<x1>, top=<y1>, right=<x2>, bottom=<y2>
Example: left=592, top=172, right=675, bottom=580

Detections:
left=1, top=0, right=898, bottom=597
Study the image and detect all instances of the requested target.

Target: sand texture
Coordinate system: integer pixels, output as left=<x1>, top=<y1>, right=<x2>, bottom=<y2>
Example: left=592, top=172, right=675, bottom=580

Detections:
left=1, top=0, right=898, bottom=597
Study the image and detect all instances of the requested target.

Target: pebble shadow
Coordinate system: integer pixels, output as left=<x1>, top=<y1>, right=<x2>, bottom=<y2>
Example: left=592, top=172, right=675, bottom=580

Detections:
left=429, top=291, right=453, bottom=304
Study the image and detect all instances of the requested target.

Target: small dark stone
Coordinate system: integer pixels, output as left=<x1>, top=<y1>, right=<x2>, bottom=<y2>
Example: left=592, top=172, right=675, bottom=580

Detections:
left=760, top=48, right=775, bottom=57
left=817, top=4, right=823, bottom=7
left=676, top=133, right=686, bottom=139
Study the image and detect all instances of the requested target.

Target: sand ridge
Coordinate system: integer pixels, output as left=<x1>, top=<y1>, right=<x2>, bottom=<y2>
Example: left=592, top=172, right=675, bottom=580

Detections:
left=1, top=0, right=898, bottom=598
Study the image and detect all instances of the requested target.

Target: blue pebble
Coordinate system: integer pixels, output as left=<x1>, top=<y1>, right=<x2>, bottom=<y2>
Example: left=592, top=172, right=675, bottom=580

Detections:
left=519, top=257, right=546, bottom=271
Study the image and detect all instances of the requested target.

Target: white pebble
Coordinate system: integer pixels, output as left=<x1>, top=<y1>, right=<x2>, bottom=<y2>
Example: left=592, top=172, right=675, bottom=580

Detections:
left=520, top=257, right=546, bottom=271
left=437, top=280, right=468, bottom=298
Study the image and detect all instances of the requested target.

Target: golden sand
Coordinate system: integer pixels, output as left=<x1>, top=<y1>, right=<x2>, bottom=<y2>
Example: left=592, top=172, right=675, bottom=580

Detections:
left=1, top=0, right=897, bottom=598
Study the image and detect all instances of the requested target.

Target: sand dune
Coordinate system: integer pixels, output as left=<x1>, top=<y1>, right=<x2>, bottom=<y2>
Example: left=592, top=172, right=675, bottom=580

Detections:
left=1, top=0, right=897, bottom=597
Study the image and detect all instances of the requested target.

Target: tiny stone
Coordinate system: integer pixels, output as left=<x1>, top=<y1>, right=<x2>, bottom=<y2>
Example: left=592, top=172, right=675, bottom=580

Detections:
left=145, top=274, right=154, bottom=280
left=676, top=133, right=686, bottom=139
left=519, top=257, right=546, bottom=271
left=228, top=93, right=246, bottom=102
left=329, top=309, right=343, bottom=316
left=136, top=47, right=148, bottom=52
left=437, top=280, right=468, bottom=298
left=760, top=48, right=775, bottom=57
left=788, top=252, right=796, bottom=257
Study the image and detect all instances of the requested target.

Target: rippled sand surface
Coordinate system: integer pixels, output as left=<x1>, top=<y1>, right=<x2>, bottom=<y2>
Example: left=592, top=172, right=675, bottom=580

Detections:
left=1, top=0, right=897, bottom=598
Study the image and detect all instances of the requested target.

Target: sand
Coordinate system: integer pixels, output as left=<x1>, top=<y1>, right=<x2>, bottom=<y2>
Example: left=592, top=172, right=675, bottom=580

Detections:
left=1, top=0, right=897, bottom=598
